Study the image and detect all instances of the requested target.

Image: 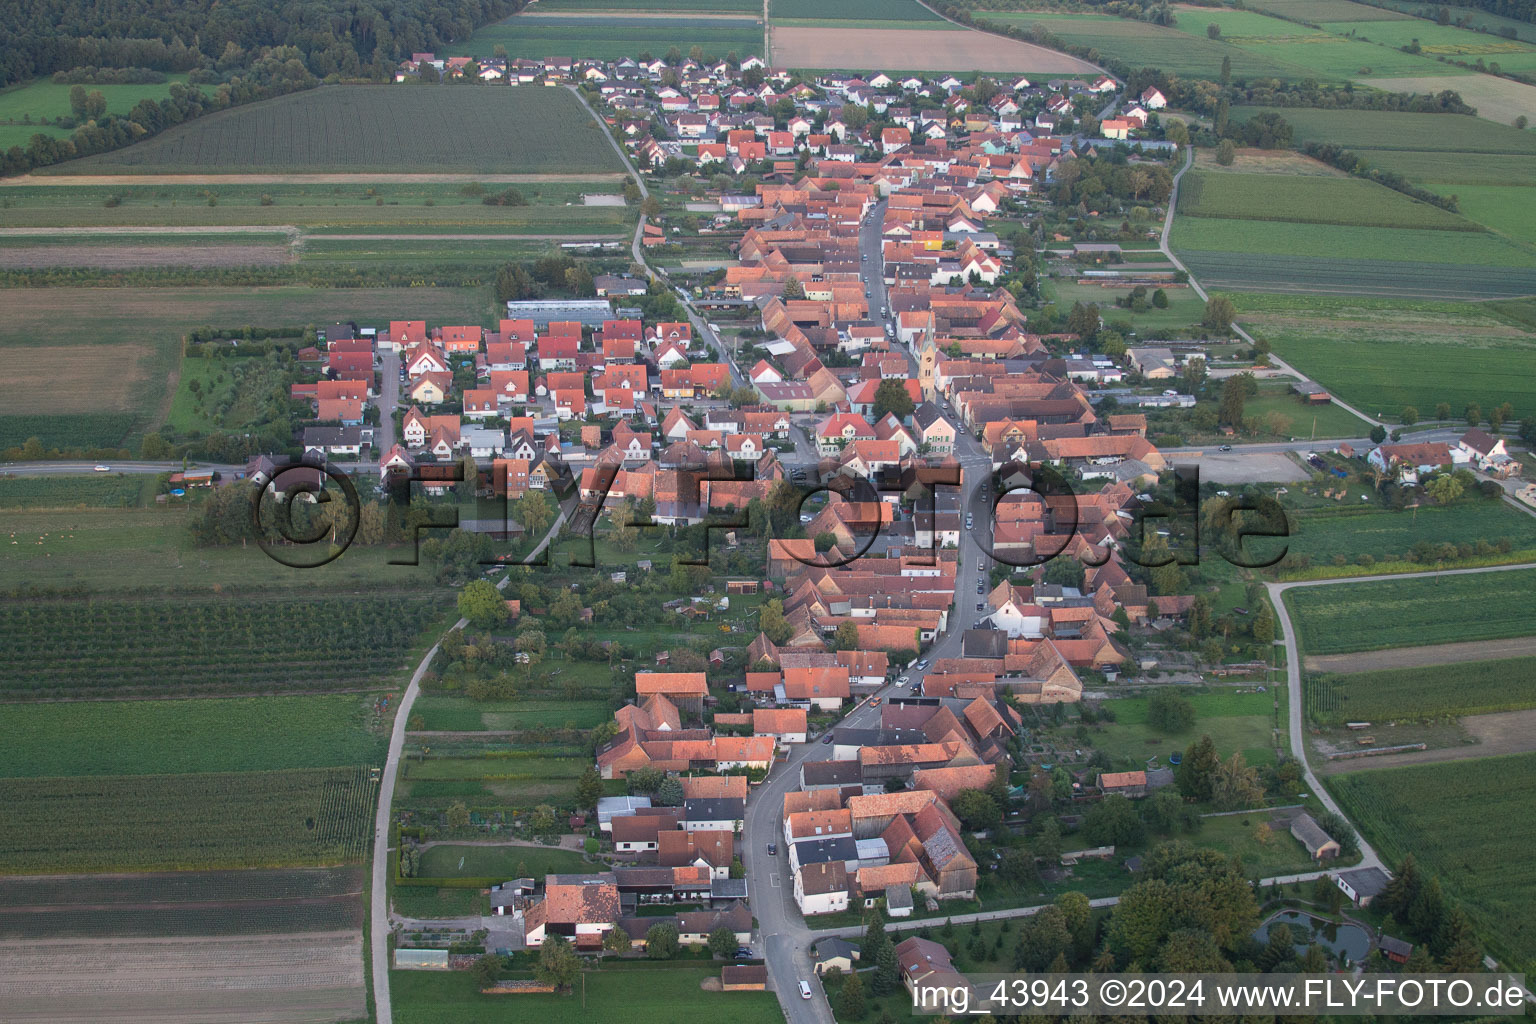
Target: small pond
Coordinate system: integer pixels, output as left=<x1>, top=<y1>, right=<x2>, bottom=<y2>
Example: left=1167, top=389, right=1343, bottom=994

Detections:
left=1254, top=911, right=1372, bottom=963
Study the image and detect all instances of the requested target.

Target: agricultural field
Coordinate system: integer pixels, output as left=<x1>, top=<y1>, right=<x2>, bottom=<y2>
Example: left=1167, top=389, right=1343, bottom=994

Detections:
left=0, top=766, right=377, bottom=872
left=1369, top=0, right=1536, bottom=43
left=1307, top=654, right=1536, bottom=724
left=1325, top=18, right=1536, bottom=71
left=0, top=284, right=491, bottom=450
left=1423, top=184, right=1536, bottom=245
left=0, top=593, right=442, bottom=698
left=1187, top=249, right=1536, bottom=298
left=1171, top=216, right=1529, bottom=265
left=0, top=473, right=153, bottom=508
left=1365, top=73, right=1536, bottom=125
left=1248, top=0, right=1415, bottom=20
left=0, top=695, right=388, bottom=777
left=1275, top=500, right=1536, bottom=574
left=0, top=931, right=366, bottom=1024
left=1332, top=752, right=1536, bottom=965
left=1233, top=292, right=1536, bottom=418
left=52, top=86, right=625, bottom=175
left=1175, top=169, right=1475, bottom=231
left=1227, top=32, right=1467, bottom=78
left=771, top=23, right=1099, bottom=71
left=1353, top=149, right=1536, bottom=186
left=445, top=14, right=764, bottom=60
left=1285, top=567, right=1536, bottom=655
left=975, top=12, right=1317, bottom=79
left=533, top=0, right=758, bottom=8
left=392, top=963, right=785, bottom=1024
left=1091, top=690, right=1282, bottom=769
left=0, top=866, right=364, bottom=939
left=0, top=75, right=191, bottom=127
left=1236, top=106, right=1536, bottom=152
left=1178, top=6, right=1331, bottom=38
left=772, top=0, right=942, bottom=20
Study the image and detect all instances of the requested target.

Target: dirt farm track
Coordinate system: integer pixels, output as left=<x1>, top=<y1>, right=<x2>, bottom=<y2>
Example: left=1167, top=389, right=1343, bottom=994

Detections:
left=0, top=931, right=365, bottom=1024
left=770, top=25, right=1100, bottom=73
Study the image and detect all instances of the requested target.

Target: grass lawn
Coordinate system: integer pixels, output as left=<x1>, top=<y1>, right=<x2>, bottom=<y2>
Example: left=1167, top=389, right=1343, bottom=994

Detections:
left=1331, top=752, right=1536, bottom=966
left=535, top=0, right=758, bottom=9
left=1225, top=33, right=1465, bottom=77
left=445, top=15, right=764, bottom=59
left=54, top=86, right=625, bottom=175
left=1176, top=169, right=1476, bottom=231
left=391, top=884, right=486, bottom=918
left=1286, top=566, right=1536, bottom=655
left=1232, top=292, right=1536, bottom=419
left=1424, top=183, right=1536, bottom=246
left=1307, top=654, right=1536, bottom=724
left=391, top=964, right=785, bottom=1024
left=0, top=695, right=387, bottom=778
left=1188, top=813, right=1322, bottom=877
left=1171, top=215, right=1531, bottom=266
left=1092, top=690, right=1283, bottom=769
left=1044, top=280, right=1205, bottom=333
left=1249, top=0, right=1416, bottom=21
left=416, top=843, right=591, bottom=879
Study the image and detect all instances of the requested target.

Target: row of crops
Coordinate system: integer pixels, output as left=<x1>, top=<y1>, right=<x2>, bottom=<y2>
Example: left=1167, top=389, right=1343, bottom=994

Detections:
left=0, top=893, right=364, bottom=940
left=0, top=593, right=443, bottom=697
left=0, top=767, right=378, bottom=873
left=0, top=865, right=363, bottom=909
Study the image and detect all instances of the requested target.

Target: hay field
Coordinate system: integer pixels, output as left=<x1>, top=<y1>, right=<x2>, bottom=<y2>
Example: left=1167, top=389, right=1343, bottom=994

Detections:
left=1363, top=74, right=1536, bottom=126
left=772, top=24, right=1099, bottom=71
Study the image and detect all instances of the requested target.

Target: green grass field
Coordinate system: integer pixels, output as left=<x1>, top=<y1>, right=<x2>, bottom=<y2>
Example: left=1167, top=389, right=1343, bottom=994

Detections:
left=445, top=15, right=764, bottom=59
left=1286, top=567, right=1536, bottom=655
left=0, top=766, right=377, bottom=872
left=1186, top=8, right=1333, bottom=37
left=1176, top=169, right=1476, bottom=231
left=0, top=696, right=388, bottom=778
left=1332, top=753, right=1536, bottom=966
left=0, top=76, right=190, bottom=126
left=415, top=843, right=591, bottom=879
left=1234, top=292, right=1536, bottom=418
left=1354, top=149, right=1536, bottom=186
left=391, top=964, right=785, bottom=1024
left=976, top=12, right=1317, bottom=79
left=1237, top=107, right=1536, bottom=152
left=1277, top=501, right=1536, bottom=573
left=1424, top=183, right=1536, bottom=245
left=1093, top=690, right=1282, bottom=769
left=1322, top=19, right=1536, bottom=72
left=1307, top=654, right=1536, bottom=724
left=1172, top=216, right=1530, bottom=265
left=53, top=86, right=624, bottom=175
left=411, top=696, right=613, bottom=731
left=1367, top=0, right=1536, bottom=42
left=1182, top=249, right=1536, bottom=299
left=772, top=0, right=940, bottom=19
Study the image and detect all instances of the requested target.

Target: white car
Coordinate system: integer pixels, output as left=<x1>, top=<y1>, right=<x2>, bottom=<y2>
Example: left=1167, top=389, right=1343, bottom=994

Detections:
left=93, top=465, right=111, bottom=472
left=800, top=980, right=813, bottom=999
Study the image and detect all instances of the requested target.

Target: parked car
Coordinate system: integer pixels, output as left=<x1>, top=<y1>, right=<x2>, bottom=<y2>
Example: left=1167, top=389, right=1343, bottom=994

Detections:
left=768, top=843, right=776, bottom=855
left=735, top=948, right=753, bottom=959
left=822, top=733, right=834, bottom=744
left=977, top=602, right=985, bottom=611
left=800, top=981, right=813, bottom=1000
left=1219, top=444, right=1233, bottom=452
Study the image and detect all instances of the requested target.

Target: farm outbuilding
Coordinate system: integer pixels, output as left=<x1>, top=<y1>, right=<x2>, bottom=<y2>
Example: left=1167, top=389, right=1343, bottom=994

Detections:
left=394, top=948, right=450, bottom=969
